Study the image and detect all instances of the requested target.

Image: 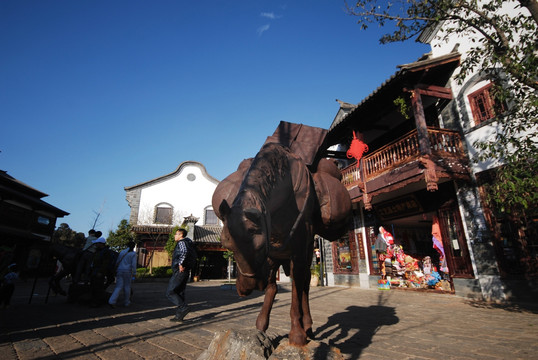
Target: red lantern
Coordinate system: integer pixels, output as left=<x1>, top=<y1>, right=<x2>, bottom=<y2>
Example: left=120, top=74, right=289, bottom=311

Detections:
left=346, top=131, right=368, bottom=163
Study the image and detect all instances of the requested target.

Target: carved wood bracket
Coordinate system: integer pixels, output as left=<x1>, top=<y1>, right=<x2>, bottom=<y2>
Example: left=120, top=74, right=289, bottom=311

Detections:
left=420, top=155, right=439, bottom=191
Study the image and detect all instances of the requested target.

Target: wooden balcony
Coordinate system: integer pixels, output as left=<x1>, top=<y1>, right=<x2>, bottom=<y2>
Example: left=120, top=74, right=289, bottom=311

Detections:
left=341, top=128, right=469, bottom=205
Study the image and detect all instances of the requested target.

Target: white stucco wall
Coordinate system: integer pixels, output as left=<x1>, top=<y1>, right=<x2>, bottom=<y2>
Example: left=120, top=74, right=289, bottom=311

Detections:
left=428, top=1, right=533, bottom=174
left=429, top=2, right=523, bottom=60
left=136, top=162, right=219, bottom=226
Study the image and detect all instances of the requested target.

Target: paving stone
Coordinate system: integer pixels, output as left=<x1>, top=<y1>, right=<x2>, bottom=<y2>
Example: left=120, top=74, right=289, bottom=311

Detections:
left=0, top=341, right=19, bottom=360
left=2, top=279, right=538, bottom=360
left=42, top=334, right=90, bottom=358
left=13, top=339, right=55, bottom=360
left=125, top=342, right=179, bottom=360
left=146, top=335, right=198, bottom=359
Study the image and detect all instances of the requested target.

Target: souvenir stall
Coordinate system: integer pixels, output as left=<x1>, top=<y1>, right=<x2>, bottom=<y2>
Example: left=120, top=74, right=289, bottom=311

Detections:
left=376, top=219, right=452, bottom=292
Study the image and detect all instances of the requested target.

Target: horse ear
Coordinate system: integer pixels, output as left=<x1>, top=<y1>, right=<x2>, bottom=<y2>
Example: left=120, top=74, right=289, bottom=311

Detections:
left=244, top=208, right=262, bottom=223
left=219, top=200, right=231, bottom=217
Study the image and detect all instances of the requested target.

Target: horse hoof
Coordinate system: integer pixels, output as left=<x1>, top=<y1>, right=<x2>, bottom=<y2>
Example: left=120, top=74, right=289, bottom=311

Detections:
left=288, top=331, right=307, bottom=347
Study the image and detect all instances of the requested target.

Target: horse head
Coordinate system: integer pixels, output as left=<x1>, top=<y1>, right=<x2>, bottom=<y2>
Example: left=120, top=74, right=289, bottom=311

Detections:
left=219, top=196, right=271, bottom=296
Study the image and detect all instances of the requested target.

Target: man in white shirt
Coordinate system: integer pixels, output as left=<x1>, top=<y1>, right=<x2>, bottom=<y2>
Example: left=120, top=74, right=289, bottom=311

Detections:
left=108, top=241, right=137, bottom=308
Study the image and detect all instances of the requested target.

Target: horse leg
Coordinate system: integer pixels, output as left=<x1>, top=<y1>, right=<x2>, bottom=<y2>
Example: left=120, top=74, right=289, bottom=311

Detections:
left=256, top=262, right=279, bottom=332
left=256, top=280, right=277, bottom=332
left=301, top=238, right=315, bottom=338
left=288, top=260, right=308, bottom=346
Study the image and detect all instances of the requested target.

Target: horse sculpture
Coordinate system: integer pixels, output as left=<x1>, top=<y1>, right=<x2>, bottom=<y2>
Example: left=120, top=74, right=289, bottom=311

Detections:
left=212, top=142, right=351, bottom=346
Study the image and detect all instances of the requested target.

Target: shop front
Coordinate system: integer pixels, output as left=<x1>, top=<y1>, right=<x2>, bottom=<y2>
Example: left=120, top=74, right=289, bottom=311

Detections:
left=327, top=181, right=475, bottom=294
left=361, top=182, right=474, bottom=292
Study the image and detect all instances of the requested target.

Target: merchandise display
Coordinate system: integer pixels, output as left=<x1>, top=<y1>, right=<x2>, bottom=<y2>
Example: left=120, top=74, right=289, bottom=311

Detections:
left=376, top=226, right=452, bottom=292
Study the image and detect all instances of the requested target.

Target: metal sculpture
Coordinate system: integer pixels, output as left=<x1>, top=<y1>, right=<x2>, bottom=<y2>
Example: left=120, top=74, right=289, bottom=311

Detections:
left=212, top=142, right=351, bottom=346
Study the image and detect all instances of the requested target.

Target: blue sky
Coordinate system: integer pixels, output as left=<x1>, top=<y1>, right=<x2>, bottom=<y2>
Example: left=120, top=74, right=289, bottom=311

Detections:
left=1, top=1, right=429, bottom=235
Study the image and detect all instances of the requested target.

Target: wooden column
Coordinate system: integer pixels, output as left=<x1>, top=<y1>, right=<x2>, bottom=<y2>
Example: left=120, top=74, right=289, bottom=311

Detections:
left=410, top=89, right=432, bottom=155
left=410, top=89, right=438, bottom=191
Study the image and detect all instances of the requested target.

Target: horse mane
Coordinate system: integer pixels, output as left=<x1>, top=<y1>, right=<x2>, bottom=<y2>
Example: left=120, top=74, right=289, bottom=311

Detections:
left=234, top=143, right=292, bottom=208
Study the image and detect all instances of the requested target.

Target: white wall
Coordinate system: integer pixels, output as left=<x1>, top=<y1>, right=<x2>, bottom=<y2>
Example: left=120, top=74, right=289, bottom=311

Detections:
left=137, top=162, right=218, bottom=225
left=429, top=1, right=532, bottom=174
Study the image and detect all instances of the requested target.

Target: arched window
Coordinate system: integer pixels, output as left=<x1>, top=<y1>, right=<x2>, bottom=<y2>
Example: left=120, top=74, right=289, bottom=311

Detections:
left=204, top=206, right=218, bottom=225
left=155, top=203, right=173, bottom=225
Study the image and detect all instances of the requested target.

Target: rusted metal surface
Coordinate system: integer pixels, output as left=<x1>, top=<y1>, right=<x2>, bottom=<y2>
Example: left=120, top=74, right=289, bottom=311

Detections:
left=212, top=129, right=351, bottom=347
left=263, top=121, right=328, bottom=167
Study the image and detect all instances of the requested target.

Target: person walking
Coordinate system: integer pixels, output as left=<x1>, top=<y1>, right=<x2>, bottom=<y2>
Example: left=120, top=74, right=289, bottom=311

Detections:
left=74, top=229, right=99, bottom=284
left=0, top=263, right=19, bottom=308
left=166, top=228, right=195, bottom=322
left=108, top=241, right=137, bottom=308
left=89, top=237, right=113, bottom=307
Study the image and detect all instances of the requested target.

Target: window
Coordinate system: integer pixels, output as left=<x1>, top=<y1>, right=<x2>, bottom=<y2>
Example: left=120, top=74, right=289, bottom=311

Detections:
left=205, top=208, right=218, bottom=225
left=155, top=205, right=173, bottom=224
left=37, top=216, right=50, bottom=225
left=468, top=83, right=506, bottom=125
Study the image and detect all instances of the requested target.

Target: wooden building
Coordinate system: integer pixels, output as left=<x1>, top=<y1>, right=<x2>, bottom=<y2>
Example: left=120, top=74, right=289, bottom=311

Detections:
left=318, top=52, right=490, bottom=296
left=0, top=170, right=69, bottom=277
left=316, top=2, right=536, bottom=301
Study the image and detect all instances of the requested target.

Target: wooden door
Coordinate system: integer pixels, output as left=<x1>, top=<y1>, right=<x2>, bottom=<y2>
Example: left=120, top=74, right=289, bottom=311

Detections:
left=438, top=205, right=474, bottom=278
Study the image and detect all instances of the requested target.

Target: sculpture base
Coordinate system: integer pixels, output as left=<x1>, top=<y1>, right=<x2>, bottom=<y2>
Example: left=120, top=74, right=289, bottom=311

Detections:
left=197, top=329, right=344, bottom=360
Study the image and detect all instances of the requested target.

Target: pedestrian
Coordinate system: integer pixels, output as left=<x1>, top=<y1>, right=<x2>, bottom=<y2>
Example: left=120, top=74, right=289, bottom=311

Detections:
left=166, top=228, right=195, bottom=322
left=89, top=237, right=113, bottom=307
left=74, top=229, right=99, bottom=284
left=108, top=241, right=137, bottom=308
left=0, top=263, right=19, bottom=308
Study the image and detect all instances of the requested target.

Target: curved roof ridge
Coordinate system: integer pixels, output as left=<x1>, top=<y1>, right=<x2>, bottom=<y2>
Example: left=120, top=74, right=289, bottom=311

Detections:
left=124, top=161, right=219, bottom=190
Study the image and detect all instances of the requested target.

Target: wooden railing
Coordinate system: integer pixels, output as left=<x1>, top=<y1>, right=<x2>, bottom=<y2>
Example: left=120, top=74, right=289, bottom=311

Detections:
left=341, top=127, right=464, bottom=187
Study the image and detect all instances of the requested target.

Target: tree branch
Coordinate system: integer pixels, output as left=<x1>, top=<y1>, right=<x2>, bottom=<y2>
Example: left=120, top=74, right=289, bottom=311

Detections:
left=518, top=0, right=538, bottom=24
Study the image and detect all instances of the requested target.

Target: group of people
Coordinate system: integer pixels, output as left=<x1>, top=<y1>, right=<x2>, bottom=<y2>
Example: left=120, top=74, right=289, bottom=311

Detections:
left=2, top=227, right=195, bottom=322
left=71, top=229, right=136, bottom=308
left=77, top=227, right=195, bottom=322
left=105, top=227, right=194, bottom=321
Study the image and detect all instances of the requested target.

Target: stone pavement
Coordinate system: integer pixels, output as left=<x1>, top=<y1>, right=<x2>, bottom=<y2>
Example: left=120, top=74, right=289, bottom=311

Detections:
left=1, top=278, right=538, bottom=360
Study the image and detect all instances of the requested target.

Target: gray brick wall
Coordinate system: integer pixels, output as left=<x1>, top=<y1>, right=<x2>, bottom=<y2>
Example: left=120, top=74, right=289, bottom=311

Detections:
left=125, top=188, right=141, bottom=225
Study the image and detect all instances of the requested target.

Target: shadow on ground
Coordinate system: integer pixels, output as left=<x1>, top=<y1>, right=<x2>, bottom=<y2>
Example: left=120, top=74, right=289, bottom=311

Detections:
left=312, top=292, right=399, bottom=360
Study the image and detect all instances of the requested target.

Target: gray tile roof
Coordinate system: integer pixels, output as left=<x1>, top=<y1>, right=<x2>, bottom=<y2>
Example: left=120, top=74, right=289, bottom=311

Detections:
left=194, top=225, right=222, bottom=244
left=132, top=224, right=223, bottom=244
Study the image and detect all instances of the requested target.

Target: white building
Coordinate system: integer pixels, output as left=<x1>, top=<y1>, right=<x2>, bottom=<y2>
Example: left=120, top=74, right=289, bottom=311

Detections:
left=125, top=161, right=219, bottom=227
left=125, top=161, right=226, bottom=277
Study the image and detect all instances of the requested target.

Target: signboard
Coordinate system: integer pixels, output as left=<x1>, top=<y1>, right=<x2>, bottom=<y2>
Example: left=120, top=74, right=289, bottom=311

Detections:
left=357, top=232, right=365, bottom=260
left=375, top=195, right=423, bottom=220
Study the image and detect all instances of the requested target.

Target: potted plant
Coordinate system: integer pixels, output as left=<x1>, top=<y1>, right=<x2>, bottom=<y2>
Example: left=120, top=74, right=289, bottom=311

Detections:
left=192, top=255, right=206, bottom=282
